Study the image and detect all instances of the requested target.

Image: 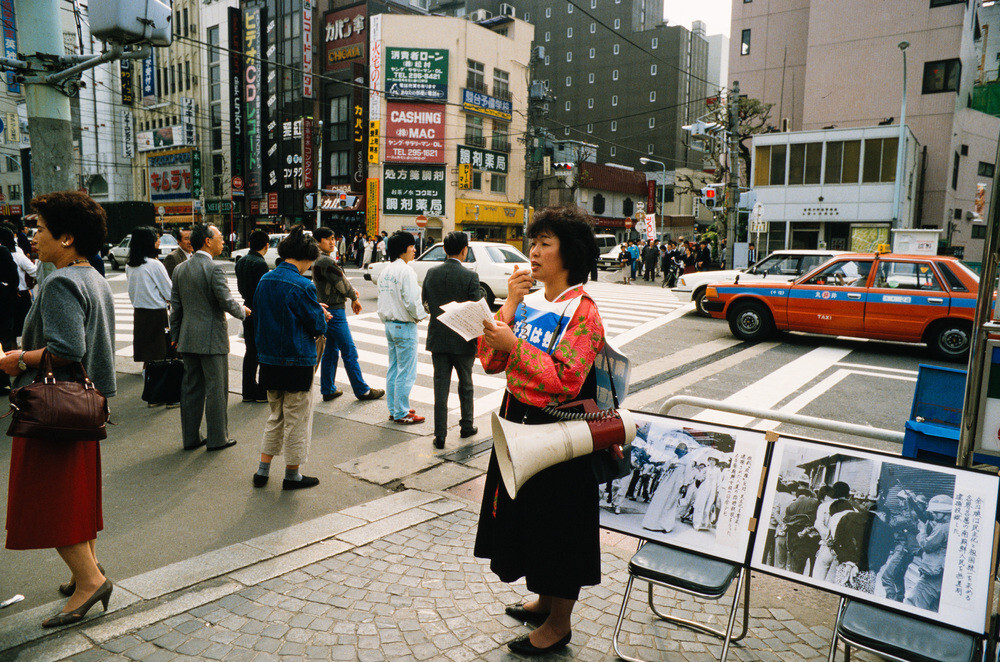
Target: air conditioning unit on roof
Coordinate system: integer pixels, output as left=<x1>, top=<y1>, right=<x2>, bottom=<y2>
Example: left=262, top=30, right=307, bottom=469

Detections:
left=500, top=3, right=516, bottom=17
left=470, top=8, right=492, bottom=21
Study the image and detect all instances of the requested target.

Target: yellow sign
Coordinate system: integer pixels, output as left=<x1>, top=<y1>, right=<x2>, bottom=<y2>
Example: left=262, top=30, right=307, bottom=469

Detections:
left=455, top=199, right=527, bottom=226
left=366, top=178, right=379, bottom=235
left=367, top=121, right=379, bottom=164
left=328, top=43, right=362, bottom=64
left=458, top=163, right=472, bottom=189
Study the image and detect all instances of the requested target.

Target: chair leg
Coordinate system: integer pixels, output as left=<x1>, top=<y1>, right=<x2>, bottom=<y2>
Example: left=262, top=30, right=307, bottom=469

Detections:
left=827, top=597, right=848, bottom=662
left=719, top=569, right=747, bottom=662
left=613, top=575, right=647, bottom=662
left=646, top=572, right=750, bottom=643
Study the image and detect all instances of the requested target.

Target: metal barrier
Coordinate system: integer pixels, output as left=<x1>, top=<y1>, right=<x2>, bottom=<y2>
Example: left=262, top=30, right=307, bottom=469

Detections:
left=657, top=395, right=905, bottom=445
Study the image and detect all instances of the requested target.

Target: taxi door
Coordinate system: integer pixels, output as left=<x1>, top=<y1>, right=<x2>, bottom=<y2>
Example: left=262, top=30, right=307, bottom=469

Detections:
left=864, top=259, right=949, bottom=341
left=784, top=258, right=873, bottom=336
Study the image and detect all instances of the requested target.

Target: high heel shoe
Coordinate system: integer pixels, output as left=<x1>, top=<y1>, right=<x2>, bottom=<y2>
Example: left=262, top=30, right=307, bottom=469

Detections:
left=43, top=580, right=113, bottom=628
left=59, top=563, right=105, bottom=596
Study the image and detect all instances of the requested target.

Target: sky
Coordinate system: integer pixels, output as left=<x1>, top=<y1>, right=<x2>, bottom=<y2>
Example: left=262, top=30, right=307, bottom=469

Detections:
left=663, top=0, right=731, bottom=37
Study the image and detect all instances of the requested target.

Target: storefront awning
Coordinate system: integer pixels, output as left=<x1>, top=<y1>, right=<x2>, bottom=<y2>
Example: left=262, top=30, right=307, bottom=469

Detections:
left=455, top=199, right=530, bottom=226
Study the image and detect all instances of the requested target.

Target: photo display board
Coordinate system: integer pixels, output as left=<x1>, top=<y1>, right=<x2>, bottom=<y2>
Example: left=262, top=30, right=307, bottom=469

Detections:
left=751, top=437, right=999, bottom=633
left=599, top=413, right=769, bottom=564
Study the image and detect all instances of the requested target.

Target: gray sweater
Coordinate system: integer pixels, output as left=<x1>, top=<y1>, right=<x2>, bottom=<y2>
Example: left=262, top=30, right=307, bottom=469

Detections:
left=14, top=265, right=117, bottom=396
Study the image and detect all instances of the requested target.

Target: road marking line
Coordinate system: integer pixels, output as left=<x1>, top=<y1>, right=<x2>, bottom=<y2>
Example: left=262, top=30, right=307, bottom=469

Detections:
left=834, top=362, right=919, bottom=375
left=614, top=302, right=696, bottom=346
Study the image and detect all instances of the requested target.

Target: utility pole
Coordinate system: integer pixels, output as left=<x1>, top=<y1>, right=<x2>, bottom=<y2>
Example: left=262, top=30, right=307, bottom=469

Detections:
left=17, top=0, right=76, bottom=194
left=523, top=46, right=545, bottom=254
left=726, top=81, right=740, bottom=268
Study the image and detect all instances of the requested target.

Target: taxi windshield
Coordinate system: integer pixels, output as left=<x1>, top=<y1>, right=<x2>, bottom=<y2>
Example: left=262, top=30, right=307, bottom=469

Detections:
left=751, top=255, right=803, bottom=276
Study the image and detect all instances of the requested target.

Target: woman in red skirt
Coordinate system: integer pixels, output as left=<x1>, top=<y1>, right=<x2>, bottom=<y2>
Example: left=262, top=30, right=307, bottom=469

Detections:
left=1, top=191, right=116, bottom=628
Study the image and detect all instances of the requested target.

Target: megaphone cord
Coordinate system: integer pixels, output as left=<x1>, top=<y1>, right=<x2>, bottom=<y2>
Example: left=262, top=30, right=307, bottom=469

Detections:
left=541, top=406, right=618, bottom=421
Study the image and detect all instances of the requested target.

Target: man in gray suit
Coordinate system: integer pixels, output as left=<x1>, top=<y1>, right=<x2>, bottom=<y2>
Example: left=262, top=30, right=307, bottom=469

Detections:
left=170, top=224, right=249, bottom=451
left=421, top=232, right=481, bottom=449
left=163, top=228, right=192, bottom=278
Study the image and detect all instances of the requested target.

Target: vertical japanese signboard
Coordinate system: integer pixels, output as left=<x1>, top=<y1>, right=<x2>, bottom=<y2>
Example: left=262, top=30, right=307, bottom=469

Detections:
left=228, top=8, right=245, bottom=196
left=302, top=116, right=314, bottom=189
left=181, top=97, right=195, bottom=146
left=141, top=50, right=156, bottom=106
left=368, top=14, right=381, bottom=118
left=120, top=57, right=134, bottom=106
left=264, top=12, right=278, bottom=191
left=352, top=62, right=366, bottom=188
left=366, top=177, right=379, bottom=235
left=122, top=110, right=134, bottom=158
left=302, top=0, right=314, bottom=98
left=191, top=150, right=202, bottom=198
left=1, top=1, right=18, bottom=94
left=281, top=118, right=302, bottom=190
left=367, top=121, right=380, bottom=164
left=243, top=5, right=262, bottom=198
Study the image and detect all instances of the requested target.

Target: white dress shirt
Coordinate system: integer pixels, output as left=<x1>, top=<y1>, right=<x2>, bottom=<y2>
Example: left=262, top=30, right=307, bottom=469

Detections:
left=12, top=245, right=36, bottom=292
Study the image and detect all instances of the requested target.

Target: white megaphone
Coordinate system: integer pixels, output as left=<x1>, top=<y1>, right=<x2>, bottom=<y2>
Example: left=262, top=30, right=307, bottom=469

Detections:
left=492, top=408, right=637, bottom=499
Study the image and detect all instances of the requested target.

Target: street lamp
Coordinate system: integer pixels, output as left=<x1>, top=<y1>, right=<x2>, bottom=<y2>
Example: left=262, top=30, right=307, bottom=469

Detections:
left=892, top=40, right=909, bottom=226
left=639, top=156, right=666, bottom=241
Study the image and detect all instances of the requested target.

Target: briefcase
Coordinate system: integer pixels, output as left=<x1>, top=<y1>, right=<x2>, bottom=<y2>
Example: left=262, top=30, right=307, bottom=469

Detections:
left=142, top=359, right=184, bottom=404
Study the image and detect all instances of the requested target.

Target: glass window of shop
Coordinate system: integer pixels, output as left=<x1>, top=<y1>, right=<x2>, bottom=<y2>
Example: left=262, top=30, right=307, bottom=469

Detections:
left=329, top=96, right=350, bottom=142
left=824, top=140, right=861, bottom=184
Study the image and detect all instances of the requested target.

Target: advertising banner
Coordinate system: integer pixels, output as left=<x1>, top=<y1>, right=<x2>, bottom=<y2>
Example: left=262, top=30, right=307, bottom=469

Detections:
left=385, top=48, right=448, bottom=101
left=181, top=97, right=195, bottom=146
left=385, top=103, right=445, bottom=164
left=148, top=149, right=194, bottom=201
left=281, top=117, right=303, bottom=190
left=368, top=14, right=381, bottom=119
left=120, top=57, right=134, bottom=106
left=457, top=144, right=508, bottom=174
left=264, top=11, right=278, bottom=191
left=122, top=110, right=134, bottom=159
left=302, top=0, right=314, bottom=98
left=228, top=8, right=245, bottom=196
left=137, top=125, right=188, bottom=152
left=324, top=6, right=366, bottom=70
left=461, top=89, right=512, bottom=122
left=302, top=116, right=314, bottom=190
left=351, top=62, right=366, bottom=187
left=1, top=0, right=18, bottom=94
left=141, top=50, right=156, bottom=106
left=243, top=5, right=263, bottom=197
left=366, top=177, right=379, bottom=235
left=382, top=165, right=445, bottom=216
left=367, top=121, right=380, bottom=164
left=191, top=150, right=202, bottom=198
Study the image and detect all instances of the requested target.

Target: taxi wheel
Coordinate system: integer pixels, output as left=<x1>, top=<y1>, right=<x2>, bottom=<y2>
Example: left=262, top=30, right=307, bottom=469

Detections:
left=728, top=301, right=774, bottom=342
left=929, top=321, right=971, bottom=361
left=694, top=287, right=711, bottom=317
left=480, top=284, right=496, bottom=308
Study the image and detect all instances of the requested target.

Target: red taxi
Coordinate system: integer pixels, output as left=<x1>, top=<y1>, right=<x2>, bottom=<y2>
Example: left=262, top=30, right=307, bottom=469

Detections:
left=703, top=253, right=979, bottom=361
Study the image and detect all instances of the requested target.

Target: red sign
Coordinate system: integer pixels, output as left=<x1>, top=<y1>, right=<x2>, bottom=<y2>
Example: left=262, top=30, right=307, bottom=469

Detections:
left=302, top=117, right=314, bottom=189
left=268, top=191, right=278, bottom=213
left=384, top=102, right=445, bottom=164
left=249, top=199, right=260, bottom=215
left=324, top=7, right=366, bottom=71
left=415, top=214, right=427, bottom=227
left=232, top=175, right=244, bottom=191
left=647, top=180, right=656, bottom=213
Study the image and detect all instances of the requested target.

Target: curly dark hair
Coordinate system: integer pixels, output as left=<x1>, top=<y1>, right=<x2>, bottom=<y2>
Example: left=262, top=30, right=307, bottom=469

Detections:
left=527, top=206, right=598, bottom=286
left=127, top=226, right=160, bottom=267
left=277, top=225, right=319, bottom=261
left=30, top=190, right=107, bottom=257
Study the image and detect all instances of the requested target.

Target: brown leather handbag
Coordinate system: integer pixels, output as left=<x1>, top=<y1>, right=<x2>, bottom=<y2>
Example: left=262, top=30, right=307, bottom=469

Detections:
left=4, top=350, right=110, bottom=441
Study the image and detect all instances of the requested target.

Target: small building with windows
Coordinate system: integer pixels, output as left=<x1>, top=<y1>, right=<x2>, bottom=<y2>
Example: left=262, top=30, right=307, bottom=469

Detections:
left=750, top=125, right=920, bottom=254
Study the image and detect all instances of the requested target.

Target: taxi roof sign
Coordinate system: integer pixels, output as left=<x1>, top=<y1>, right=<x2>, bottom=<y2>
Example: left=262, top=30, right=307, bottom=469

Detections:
left=876, top=243, right=891, bottom=254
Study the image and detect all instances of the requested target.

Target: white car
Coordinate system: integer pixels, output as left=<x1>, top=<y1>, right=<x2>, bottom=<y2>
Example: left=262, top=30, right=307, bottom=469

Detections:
left=108, top=233, right=179, bottom=271
left=232, top=232, right=312, bottom=268
left=675, top=249, right=847, bottom=316
left=364, top=241, right=531, bottom=307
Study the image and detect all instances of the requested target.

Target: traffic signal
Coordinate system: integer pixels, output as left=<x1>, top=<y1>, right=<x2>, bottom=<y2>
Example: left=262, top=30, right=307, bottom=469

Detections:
left=701, top=184, right=724, bottom=209
left=552, top=162, right=574, bottom=172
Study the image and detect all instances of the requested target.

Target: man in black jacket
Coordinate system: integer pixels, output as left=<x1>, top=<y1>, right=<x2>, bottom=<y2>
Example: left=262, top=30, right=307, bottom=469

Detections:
left=421, top=232, right=481, bottom=449
left=235, top=230, right=269, bottom=402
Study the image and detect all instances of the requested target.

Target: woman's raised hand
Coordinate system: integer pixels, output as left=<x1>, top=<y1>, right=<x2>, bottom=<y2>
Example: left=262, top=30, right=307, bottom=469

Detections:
left=506, top=266, right=534, bottom=307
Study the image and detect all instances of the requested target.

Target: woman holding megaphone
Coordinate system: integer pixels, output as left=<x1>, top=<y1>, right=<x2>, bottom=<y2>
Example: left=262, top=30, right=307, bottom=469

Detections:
left=477, top=206, right=605, bottom=656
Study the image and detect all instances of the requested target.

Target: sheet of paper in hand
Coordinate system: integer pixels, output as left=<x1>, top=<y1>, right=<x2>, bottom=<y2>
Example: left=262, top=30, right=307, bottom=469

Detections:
left=438, top=299, right=497, bottom=341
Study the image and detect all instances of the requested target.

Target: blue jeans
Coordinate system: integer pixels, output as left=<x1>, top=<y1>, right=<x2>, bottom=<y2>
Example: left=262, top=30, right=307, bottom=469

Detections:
left=384, top=321, right=418, bottom=418
left=320, top=308, right=371, bottom=397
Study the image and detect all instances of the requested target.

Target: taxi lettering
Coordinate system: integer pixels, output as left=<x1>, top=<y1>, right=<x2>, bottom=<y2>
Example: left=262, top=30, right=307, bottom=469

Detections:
left=882, top=295, right=911, bottom=303
left=815, top=291, right=837, bottom=300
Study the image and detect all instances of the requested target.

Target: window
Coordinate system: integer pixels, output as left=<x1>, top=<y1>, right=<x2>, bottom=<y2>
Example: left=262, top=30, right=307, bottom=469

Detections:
left=565, top=101, right=571, bottom=111
left=824, top=140, right=861, bottom=184
left=565, top=76, right=572, bottom=86
left=591, top=0, right=597, bottom=6
left=979, top=161, right=995, bottom=177
left=922, top=59, right=961, bottom=94
left=651, top=64, right=657, bottom=75
left=954, top=208, right=963, bottom=220
left=593, top=194, right=606, bottom=214
left=492, top=121, right=509, bottom=152
left=567, top=27, right=573, bottom=37
left=566, top=51, right=572, bottom=62
left=952, top=151, right=960, bottom=189
left=613, top=69, right=619, bottom=80
left=874, top=261, right=943, bottom=291
left=471, top=171, right=482, bottom=190
left=611, top=120, right=617, bottom=131
left=544, top=56, right=550, bottom=65
left=169, top=65, right=175, bottom=94
left=611, top=95, right=617, bottom=106
left=490, top=174, right=507, bottom=193
left=212, top=154, right=224, bottom=195
left=568, top=3, right=573, bottom=12
left=613, top=44, right=620, bottom=55
left=652, top=37, right=658, bottom=49
left=961, top=144, right=969, bottom=156
left=545, top=7, right=551, bottom=17
left=184, top=60, right=191, bottom=90
left=610, top=146, right=617, bottom=156
left=649, top=91, right=656, bottom=102
left=862, top=137, right=898, bottom=183
left=588, top=73, right=594, bottom=83
left=590, top=22, right=596, bottom=33
left=623, top=198, right=634, bottom=216
left=804, top=260, right=874, bottom=287
left=544, top=31, right=550, bottom=42
left=493, top=69, right=510, bottom=101
left=465, top=115, right=484, bottom=147
left=330, top=151, right=350, bottom=185
left=647, top=144, right=654, bottom=154
left=788, top=142, right=822, bottom=185
left=467, top=59, right=486, bottom=92
left=648, top=118, right=656, bottom=128
left=741, top=29, right=751, bottom=56
left=614, top=18, right=620, bottom=29
left=972, top=224, right=988, bottom=239
left=587, top=123, right=593, bottom=133
left=589, top=48, right=595, bottom=58
left=753, top=144, right=787, bottom=186
left=8, top=184, right=19, bottom=201
left=329, top=96, right=350, bottom=141
left=182, top=7, right=188, bottom=37
left=588, top=98, right=594, bottom=108
left=564, top=128, right=570, bottom=136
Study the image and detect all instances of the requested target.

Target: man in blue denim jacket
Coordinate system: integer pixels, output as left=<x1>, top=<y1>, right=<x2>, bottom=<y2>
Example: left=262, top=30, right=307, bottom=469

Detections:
left=252, top=227, right=330, bottom=490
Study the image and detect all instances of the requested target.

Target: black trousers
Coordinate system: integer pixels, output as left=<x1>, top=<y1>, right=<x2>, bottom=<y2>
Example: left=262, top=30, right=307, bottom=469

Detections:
left=241, top=316, right=266, bottom=400
left=431, top=352, right=475, bottom=438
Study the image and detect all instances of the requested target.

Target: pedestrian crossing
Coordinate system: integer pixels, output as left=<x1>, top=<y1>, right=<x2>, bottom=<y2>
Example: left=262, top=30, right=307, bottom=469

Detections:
left=111, top=275, right=685, bottom=416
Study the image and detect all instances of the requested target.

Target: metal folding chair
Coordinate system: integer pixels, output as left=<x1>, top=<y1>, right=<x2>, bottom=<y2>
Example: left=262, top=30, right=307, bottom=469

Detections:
left=827, top=598, right=986, bottom=662
left=612, top=541, right=750, bottom=662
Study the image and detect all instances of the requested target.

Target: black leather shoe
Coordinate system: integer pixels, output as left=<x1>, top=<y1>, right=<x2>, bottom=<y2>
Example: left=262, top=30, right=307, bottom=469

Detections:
left=252, top=474, right=268, bottom=488
left=59, top=563, right=105, bottom=597
left=283, top=475, right=319, bottom=490
left=507, top=631, right=571, bottom=656
left=183, top=439, right=207, bottom=451
left=322, top=390, right=344, bottom=401
left=433, top=437, right=445, bottom=449
left=504, top=604, right=549, bottom=626
left=43, top=580, right=113, bottom=628
left=207, top=439, right=237, bottom=451
left=357, top=388, right=385, bottom=401
left=460, top=426, right=478, bottom=439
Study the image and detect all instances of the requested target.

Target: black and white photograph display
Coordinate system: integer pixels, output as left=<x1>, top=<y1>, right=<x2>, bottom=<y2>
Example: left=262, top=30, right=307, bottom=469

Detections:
left=751, top=438, right=999, bottom=632
left=598, top=413, right=768, bottom=563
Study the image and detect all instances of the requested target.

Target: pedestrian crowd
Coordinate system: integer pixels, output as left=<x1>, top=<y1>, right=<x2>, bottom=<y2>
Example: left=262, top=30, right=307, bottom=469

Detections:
left=1, top=194, right=624, bottom=657
left=616, top=235, right=724, bottom=287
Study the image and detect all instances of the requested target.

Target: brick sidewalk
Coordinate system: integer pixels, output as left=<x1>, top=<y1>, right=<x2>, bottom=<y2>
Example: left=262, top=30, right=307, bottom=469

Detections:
left=2, top=490, right=879, bottom=662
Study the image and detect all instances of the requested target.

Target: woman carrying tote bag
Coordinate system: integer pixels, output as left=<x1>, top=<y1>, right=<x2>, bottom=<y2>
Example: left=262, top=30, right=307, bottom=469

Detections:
left=0, top=191, right=116, bottom=628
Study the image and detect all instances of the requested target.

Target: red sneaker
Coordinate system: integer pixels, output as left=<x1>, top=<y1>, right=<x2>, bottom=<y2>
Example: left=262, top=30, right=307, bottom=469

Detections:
left=394, top=412, right=425, bottom=425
